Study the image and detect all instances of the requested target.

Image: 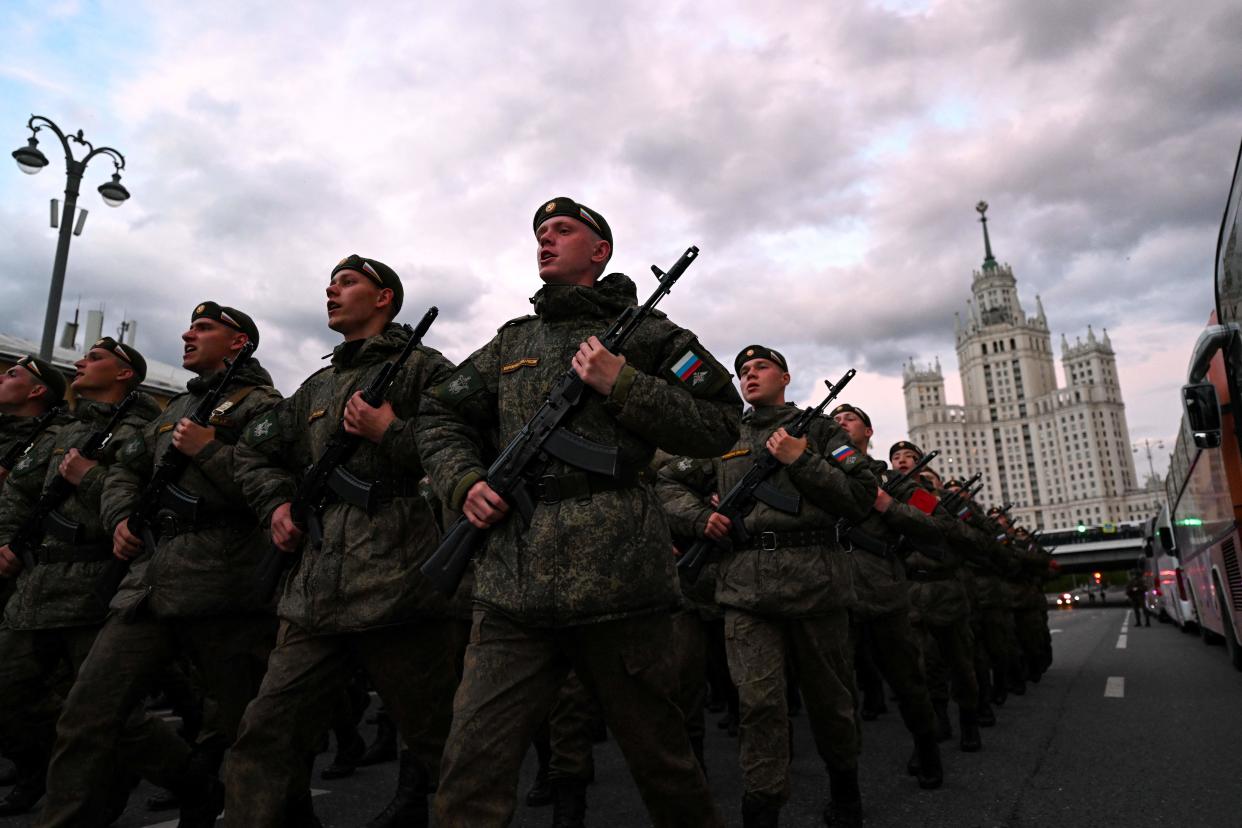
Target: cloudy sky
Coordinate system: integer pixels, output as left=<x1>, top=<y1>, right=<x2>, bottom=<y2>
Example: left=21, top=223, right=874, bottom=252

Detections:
left=4, top=0, right=1241, bottom=477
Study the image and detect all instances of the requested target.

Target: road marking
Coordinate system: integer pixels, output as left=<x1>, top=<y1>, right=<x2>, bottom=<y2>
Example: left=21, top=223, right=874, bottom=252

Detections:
left=1116, top=634, right=1127, bottom=648
left=1050, top=629, right=1063, bottom=634
left=143, top=790, right=330, bottom=827
left=1104, top=676, right=1125, bottom=698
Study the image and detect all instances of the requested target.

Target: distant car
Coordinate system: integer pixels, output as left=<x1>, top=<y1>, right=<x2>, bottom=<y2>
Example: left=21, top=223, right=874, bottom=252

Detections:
left=1054, top=591, right=1082, bottom=609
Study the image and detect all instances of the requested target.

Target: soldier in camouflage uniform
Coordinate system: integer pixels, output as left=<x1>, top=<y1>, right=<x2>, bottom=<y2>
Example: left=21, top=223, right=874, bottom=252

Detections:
left=225, top=256, right=459, bottom=827
left=659, top=347, right=874, bottom=828
left=0, top=356, right=66, bottom=490
left=39, top=309, right=281, bottom=828
left=0, top=341, right=176, bottom=819
left=890, top=448, right=982, bottom=754
left=419, top=198, right=738, bottom=828
left=1007, top=525, right=1054, bottom=680
left=829, top=408, right=945, bottom=792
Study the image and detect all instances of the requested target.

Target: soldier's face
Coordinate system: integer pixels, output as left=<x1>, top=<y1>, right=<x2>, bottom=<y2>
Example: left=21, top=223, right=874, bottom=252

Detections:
left=72, top=348, right=131, bottom=394
left=0, top=366, right=41, bottom=409
left=182, top=318, right=243, bottom=373
left=738, top=358, right=788, bottom=406
left=832, top=411, right=873, bottom=449
left=536, top=218, right=610, bottom=285
left=891, top=448, right=920, bottom=473
left=326, top=269, right=390, bottom=334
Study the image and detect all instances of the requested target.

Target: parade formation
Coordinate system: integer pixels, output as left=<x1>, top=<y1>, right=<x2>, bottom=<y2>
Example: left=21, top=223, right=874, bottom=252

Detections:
left=0, top=196, right=1058, bottom=828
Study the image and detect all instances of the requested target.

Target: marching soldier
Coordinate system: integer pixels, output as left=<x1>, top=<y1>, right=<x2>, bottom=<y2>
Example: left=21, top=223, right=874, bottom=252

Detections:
left=39, top=308, right=281, bottom=827
left=0, top=340, right=168, bottom=819
left=1009, top=526, right=1055, bottom=679
left=659, top=347, right=874, bottom=827
left=890, top=447, right=982, bottom=754
left=225, top=256, right=460, bottom=827
left=418, top=198, right=738, bottom=827
left=829, top=408, right=944, bottom=790
left=0, top=357, right=66, bottom=489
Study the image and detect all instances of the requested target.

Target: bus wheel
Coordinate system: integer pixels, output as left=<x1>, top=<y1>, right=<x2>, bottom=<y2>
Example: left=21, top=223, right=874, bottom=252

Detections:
left=1214, top=574, right=1242, bottom=671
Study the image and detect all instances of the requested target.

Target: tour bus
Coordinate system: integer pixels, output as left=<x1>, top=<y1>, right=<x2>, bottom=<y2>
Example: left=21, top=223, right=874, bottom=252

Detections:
left=1175, top=136, right=1242, bottom=670
left=1142, top=504, right=1197, bottom=631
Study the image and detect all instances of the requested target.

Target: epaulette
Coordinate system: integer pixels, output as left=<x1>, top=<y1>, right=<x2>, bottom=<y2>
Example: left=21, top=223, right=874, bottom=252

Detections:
left=498, top=314, right=538, bottom=331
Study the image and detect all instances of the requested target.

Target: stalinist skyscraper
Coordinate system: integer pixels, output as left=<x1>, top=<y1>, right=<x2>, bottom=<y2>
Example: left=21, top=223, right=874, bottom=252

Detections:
left=902, top=202, right=1159, bottom=531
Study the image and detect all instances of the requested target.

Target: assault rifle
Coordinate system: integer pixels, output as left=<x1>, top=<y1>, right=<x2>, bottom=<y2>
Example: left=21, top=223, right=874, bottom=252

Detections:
left=94, top=343, right=256, bottom=605
left=254, top=308, right=439, bottom=603
left=8, top=393, right=139, bottom=571
left=885, top=449, right=940, bottom=496
left=938, top=471, right=982, bottom=516
left=675, top=368, right=856, bottom=584
left=420, top=247, right=701, bottom=596
left=832, top=448, right=942, bottom=560
left=0, top=405, right=64, bottom=474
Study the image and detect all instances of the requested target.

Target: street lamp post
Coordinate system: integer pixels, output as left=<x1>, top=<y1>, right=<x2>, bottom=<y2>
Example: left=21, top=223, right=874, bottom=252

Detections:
left=11, top=115, right=130, bottom=360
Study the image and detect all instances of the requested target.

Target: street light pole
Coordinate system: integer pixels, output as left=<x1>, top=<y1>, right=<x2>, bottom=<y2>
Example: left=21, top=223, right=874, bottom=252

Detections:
left=11, top=115, right=130, bottom=360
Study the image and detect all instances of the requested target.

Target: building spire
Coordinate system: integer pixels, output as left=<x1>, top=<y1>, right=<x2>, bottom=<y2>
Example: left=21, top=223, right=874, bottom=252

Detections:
left=976, top=200, right=997, bottom=271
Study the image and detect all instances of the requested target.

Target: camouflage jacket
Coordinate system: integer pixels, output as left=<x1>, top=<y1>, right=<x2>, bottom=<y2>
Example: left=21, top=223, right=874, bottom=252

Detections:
left=657, top=404, right=874, bottom=617
left=958, top=501, right=1014, bottom=610
left=1007, top=538, right=1052, bottom=610
left=1, top=413, right=47, bottom=479
left=847, top=456, right=946, bottom=620
left=0, top=396, right=159, bottom=630
left=236, top=324, right=456, bottom=633
left=416, top=273, right=742, bottom=627
left=903, top=481, right=972, bottom=626
left=103, top=360, right=281, bottom=619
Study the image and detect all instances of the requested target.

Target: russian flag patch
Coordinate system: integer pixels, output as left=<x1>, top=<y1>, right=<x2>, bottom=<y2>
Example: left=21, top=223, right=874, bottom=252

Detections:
left=831, top=445, right=857, bottom=462
left=672, top=349, right=706, bottom=382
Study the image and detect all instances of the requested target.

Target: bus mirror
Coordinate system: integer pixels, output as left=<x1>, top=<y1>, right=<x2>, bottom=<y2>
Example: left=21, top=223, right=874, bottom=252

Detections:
left=1157, top=526, right=1174, bottom=552
left=1182, top=382, right=1223, bottom=449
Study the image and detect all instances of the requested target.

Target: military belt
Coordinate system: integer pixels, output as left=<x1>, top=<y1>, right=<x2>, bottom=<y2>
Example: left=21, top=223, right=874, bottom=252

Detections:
left=328, top=474, right=422, bottom=512
left=154, top=509, right=255, bottom=540
left=38, top=544, right=113, bottom=564
left=530, top=470, right=635, bottom=505
left=840, top=525, right=898, bottom=558
left=907, top=568, right=957, bottom=583
left=738, top=528, right=834, bottom=552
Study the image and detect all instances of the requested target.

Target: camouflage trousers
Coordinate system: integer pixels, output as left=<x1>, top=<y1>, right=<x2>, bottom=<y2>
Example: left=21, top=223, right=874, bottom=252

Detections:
left=435, top=608, right=724, bottom=828
left=537, top=670, right=598, bottom=784
left=724, top=608, right=858, bottom=804
left=1014, top=607, right=1051, bottom=677
left=37, top=611, right=272, bottom=827
left=914, top=616, right=979, bottom=710
left=224, top=617, right=462, bottom=828
left=851, top=610, right=938, bottom=741
left=972, top=607, right=1021, bottom=691
left=671, top=609, right=709, bottom=764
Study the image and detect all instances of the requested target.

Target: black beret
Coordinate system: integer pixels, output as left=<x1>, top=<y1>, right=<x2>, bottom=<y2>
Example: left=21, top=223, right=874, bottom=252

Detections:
left=192, top=301, right=260, bottom=349
left=534, top=197, right=613, bottom=246
left=889, top=440, right=924, bottom=460
left=15, top=355, right=66, bottom=405
left=734, top=345, right=788, bottom=376
left=332, top=255, right=404, bottom=315
left=829, top=403, right=871, bottom=428
left=90, top=337, right=147, bottom=383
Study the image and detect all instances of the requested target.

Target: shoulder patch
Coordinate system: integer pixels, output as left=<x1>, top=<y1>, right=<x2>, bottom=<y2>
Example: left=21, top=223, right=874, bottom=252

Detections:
left=428, top=363, right=486, bottom=407
left=242, top=411, right=279, bottom=446
left=11, top=453, right=37, bottom=474
left=722, top=448, right=751, bottom=461
left=662, top=341, right=730, bottom=396
left=119, top=436, right=145, bottom=460
left=830, top=444, right=860, bottom=468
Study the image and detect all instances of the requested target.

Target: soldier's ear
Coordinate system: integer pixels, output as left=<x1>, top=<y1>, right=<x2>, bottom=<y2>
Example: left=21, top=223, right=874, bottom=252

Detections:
left=780, top=372, right=790, bottom=387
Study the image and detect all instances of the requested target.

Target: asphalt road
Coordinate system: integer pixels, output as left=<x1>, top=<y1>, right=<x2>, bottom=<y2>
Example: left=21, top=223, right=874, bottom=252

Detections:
left=6, top=603, right=1241, bottom=827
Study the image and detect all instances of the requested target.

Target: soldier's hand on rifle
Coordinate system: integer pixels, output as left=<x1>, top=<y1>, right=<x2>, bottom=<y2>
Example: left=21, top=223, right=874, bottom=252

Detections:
left=704, top=512, right=732, bottom=541
left=874, top=488, right=893, bottom=513
left=0, top=545, right=23, bottom=578
left=343, top=392, right=396, bottom=445
left=271, top=502, right=305, bottom=552
left=172, top=418, right=216, bottom=457
left=112, top=521, right=144, bottom=560
left=463, top=481, right=510, bottom=529
left=766, top=428, right=807, bottom=465
left=58, top=448, right=98, bottom=486
left=572, top=336, right=626, bottom=395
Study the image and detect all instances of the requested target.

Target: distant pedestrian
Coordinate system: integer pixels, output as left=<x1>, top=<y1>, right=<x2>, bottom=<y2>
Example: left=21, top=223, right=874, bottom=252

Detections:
left=1125, top=571, right=1149, bottom=627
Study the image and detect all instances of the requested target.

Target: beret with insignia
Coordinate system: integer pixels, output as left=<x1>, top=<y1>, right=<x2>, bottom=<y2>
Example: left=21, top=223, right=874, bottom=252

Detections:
left=533, top=196, right=613, bottom=246
left=192, top=301, right=261, bottom=349
left=734, top=344, right=788, bottom=376
left=889, top=440, right=923, bottom=460
left=332, top=255, right=403, bottom=315
left=829, top=403, right=871, bottom=428
left=90, top=337, right=147, bottom=383
left=15, top=354, right=67, bottom=405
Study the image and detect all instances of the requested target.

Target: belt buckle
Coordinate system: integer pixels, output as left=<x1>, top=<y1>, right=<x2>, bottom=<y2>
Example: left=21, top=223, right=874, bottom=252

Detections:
left=760, top=531, right=777, bottom=552
left=835, top=523, right=853, bottom=551
left=156, top=511, right=179, bottom=539
left=536, top=474, right=560, bottom=504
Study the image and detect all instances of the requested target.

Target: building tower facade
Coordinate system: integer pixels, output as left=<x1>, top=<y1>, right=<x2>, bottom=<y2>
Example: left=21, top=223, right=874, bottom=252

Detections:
left=902, top=202, right=1159, bottom=530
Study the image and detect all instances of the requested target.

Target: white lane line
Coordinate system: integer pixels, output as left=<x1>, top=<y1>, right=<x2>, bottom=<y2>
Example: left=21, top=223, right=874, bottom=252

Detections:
left=143, top=790, right=330, bottom=827
left=1104, top=676, right=1125, bottom=698
left=1050, top=629, right=1063, bottom=634
left=1116, top=634, right=1128, bottom=649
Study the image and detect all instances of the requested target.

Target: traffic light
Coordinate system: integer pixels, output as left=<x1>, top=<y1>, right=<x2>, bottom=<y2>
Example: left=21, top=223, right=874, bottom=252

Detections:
left=1093, top=571, right=1102, bottom=585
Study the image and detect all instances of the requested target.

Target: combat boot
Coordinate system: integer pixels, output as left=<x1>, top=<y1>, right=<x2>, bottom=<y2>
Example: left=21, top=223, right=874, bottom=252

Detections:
left=959, top=707, right=982, bottom=752
left=822, top=767, right=863, bottom=827
left=932, top=700, right=952, bottom=741
left=357, top=710, right=399, bottom=766
left=976, top=700, right=996, bottom=728
left=742, top=792, right=781, bottom=827
left=321, top=729, right=366, bottom=779
left=173, top=774, right=223, bottom=828
left=0, top=748, right=46, bottom=816
left=364, top=750, right=429, bottom=828
left=525, top=736, right=552, bottom=807
left=905, top=737, right=943, bottom=789
left=551, top=779, right=587, bottom=828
